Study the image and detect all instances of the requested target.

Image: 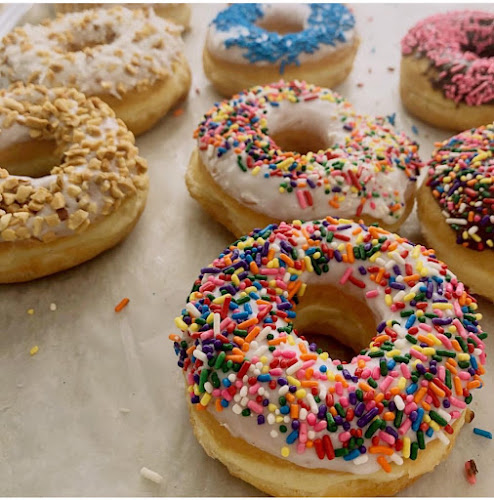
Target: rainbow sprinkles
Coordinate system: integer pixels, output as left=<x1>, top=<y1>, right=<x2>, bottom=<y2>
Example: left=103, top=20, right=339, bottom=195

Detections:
left=171, top=218, right=487, bottom=475
left=194, top=81, right=423, bottom=227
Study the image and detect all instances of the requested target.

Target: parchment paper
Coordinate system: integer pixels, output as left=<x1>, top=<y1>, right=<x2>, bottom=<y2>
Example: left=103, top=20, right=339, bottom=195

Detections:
left=1, top=3, right=493, bottom=496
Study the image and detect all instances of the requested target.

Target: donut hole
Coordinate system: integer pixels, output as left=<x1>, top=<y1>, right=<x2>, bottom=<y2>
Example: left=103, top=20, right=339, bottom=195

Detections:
left=256, top=17, right=305, bottom=35
left=270, top=127, right=334, bottom=155
left=293, top=285, right=377, bottom=363
left=0, top=140, right=58, bottom=178
left=65, top=28, right=117, bottom=53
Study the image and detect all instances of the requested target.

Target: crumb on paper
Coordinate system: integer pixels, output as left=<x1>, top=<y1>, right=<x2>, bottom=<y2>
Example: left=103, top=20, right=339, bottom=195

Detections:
left=27, top=308, right=34, bottom=315
left=357, top=82, right=364, bottom=88
left=387, top=66, right=395, bottom=72
left=119, top=407, right=131, bottom=413
left=30, top=345, right=39, bottom=356
left=50, top=302, right=57, bottom=311
left=140, top=467, right=163, bottom=484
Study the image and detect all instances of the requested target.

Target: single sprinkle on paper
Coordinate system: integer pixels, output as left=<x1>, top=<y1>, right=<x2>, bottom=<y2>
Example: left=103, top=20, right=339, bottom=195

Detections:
left=411, top=124, right=419, bottom=135
left=27, top=308, right=34, bottom=315
left=30, top=345, right=39, bottom=356
left=195, top=88, right=201, bottom=95
left=387, top=66, right=395, bottom=72
left=357, top=82, right=364, bottom=88
left=473, top=427, right=492, bottom=439
left=115, top=297, right=130, bottom=312
left=465, top=459, right=478, bottom=485
left=119, top=407, right=131, bottom=413
left=50, top=303, right=57, bottom=311
left=140, top=467, right=163, bottom=484
left=173, top=108, right=184, bottom=117
left=386, top=113, right=396, bottom=126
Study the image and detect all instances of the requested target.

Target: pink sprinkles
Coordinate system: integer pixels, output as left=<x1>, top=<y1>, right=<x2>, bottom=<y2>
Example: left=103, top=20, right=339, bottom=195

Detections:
left=402, top=11, right=494, bottom=106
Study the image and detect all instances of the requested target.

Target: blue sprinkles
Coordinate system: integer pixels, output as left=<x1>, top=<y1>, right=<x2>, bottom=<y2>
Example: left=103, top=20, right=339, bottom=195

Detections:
left=211, top=4, right=355, bottom=73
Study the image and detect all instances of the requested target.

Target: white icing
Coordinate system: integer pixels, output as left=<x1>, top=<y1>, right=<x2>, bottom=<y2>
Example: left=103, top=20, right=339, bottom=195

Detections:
left=0, top=7, right=184, bottom=98
left=198, top=94, right=416, bottom=225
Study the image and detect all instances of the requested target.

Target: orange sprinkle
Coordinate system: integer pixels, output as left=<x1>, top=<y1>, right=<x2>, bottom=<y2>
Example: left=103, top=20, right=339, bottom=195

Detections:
left=374, top=393, right=385, bottom=403
left=285, top=393, right=295, bottom=403
left=195, top=404, right=206, bottom=411
left=414, top=386, right=427, bottom=403
left=377, top=456, right=392, bottom=473
left=249, top=261, right=259, bottom=274
left=245, top=326, right=261, bottom=343
left=268, top=337, right=287, bottom=345
left=225, top=355, right=244, bottom=363
left=467, top=380, right=481, bottom=390
left=237, top=317, right=258, bottom=329
left=454, top=376, right=463, bottom=395
left=403, top=274, right=420, bottom=283
left=215, top=399, right=223, bottom=412
left=279, top=254, right=294, bottom=267
left=300, top=353, right=317, bottom=361
left=115, top=297, right=130, bottom=312
left=429, top=383, right=446, bottom=398
left=290, top=404, right=299, bottom=419
left=301, top=380, right=319, bottom=388
left=359, top=382, right=372, bottom=392
left=383, top=412, right=395, bottom=421
left=168, top=334, right=181, bottom=342
left=421, top=401, right=431, bottom=411
left=369, top=446, right=393, bottom=456
left=451, top=339, right=462, bottom=352
left=298, top=342, right=308, bottom=354
left=173, top=108, right=184, bottom=117
left=417, top=334, right=435, bottom=346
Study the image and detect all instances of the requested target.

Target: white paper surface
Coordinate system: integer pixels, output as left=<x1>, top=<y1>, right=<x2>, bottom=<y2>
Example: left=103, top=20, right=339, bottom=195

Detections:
left=1, top=3, right=493, bottom=496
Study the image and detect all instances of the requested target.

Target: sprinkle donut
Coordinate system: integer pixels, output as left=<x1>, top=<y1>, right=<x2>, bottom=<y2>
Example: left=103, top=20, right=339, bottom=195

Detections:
left=187, top=81, right=423, bottom=237
left=417, top=122, right=494, bottom=301
left=54, top=3, right=192, bottom=30
left=204, top=4, right=359, bottom=96
left=400, top=10, right=494, bottom=131
left=0, top=7, right=191, bottom=136
left=0, top=83, right=149, bottom=283
left=170, top=218, right=486, bottom=496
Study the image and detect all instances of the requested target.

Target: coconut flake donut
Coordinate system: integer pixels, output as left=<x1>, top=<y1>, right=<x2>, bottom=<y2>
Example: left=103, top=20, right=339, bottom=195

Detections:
left=204, top=4, right=359, bottom=97
left=400, top=10, right=494, bottom=131
left=0, top=83, right=149, bottom=283
left=0, top=6, right=191, bottom=136
left=417, top=122, right=494, bottom=301
left=187, top=81, right=423, bottom=237
left=54, top=4, right=192, bottom=31
left=170, top=218, right=486, bottom=496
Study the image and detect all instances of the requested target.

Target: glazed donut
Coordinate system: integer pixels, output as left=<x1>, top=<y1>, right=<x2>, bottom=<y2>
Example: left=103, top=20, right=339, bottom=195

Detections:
left=0, top=7, right=191, bottom=136
left=204, top=4, right=359, bottom=97
left=187, top=81, right=423, bottom=237
left=400, top=10, right=494, bottom=131
left=417, top=122, right=494, bottom=301
left=54, top=3, right=192, bottom=31
left=170, top=218, right=486, bottom=496
left=0, top=83, right=149, bottom=283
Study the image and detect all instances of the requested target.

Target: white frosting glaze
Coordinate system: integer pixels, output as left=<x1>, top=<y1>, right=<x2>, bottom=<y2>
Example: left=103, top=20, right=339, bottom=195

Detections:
left=0, top=7, right=184, bottom=98
left=174, top=220, right=486, bottom=475
left=0, top=84, right=148, bottom=242
left=196, top=83, right=421, bottom=226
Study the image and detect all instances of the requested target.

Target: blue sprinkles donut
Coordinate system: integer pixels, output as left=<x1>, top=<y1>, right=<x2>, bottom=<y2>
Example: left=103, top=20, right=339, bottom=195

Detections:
left=204, top=4, right=359, bottom=96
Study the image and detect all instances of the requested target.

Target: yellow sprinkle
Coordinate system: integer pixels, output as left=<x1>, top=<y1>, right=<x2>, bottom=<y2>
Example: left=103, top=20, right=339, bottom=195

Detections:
left=430, top=421, right=440, bottom=432
left=402, top=437, right=411, bottom=459
left=174, top=317, right=189, bottom=331
left=295, top=389, right=307, bottom=399
left=448, top=325, right=457, bottom=334
left=27, top=308, right=34, bottom=315
left=213, top=294, right=231, bottom=304
left=251, top=166, right=261, bottom=176
left=268, top=403, right=278, bottom=413
left=427, top=333, right=442, bottom=346
left=319, top=352, right=329, bottom=361
left=193, top=384, right=201, bottom=396
left=423, top=414, right=431, bottom=423
left=385, top=294, right=393, bottom=306
left=416, top=310, right=424, bottom=317
left=276, top=416, right=284, bottom=423
left=189, top=323, right=199, bottom=332
left=299, top=283, right=307, bottom=297
left=261, top=365, right=269, bottom=374
left=386, top=349, right=401, bottom=358
left=403, top=292, right=416, bottom=302
left=200, top=393, right=211, bottom=406
left=369, top=251, right=381, bottom=263
left=287, top=335, right=296, bottom=346
left=398, top=377, right=406, bottom=391
left=458, top=353, right=470, bottom=361
left=287, top=376, right=301, bottom=387
left=432, top=303, right=453, bottom=310
left=277, top=158, right=295, bottom=170
left=206, top=313, right=214, bottom=324
left=231, top=274, right=240, bottom=286
left=327, top=371, right=335, bottom=382
left=304, top=256, right=314, bottom=273
left=281, top=447, right=290, bottom=457
left=422, top=347, right=436, bottom=356
left=260, top=356, right=268, bottom=364
left=29, top=345, right=38, bottom=356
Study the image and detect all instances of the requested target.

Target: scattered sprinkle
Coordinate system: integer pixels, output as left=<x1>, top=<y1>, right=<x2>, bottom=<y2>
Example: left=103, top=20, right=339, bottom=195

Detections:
left=27, top=308, right=34, bottom=315
left=50, top=302, right=57, bottom=311
left=115, top=297, right=130, bottom=312
left=411, top=125, right=419, bottom=135
left=465, top=459, right=478, bottom=485
left=29, top=345, right=39, bottom=356
left=473, top=427, right=492, bottom=439
left=140, top=467, right=163, bottom=484
left=387, top=66, right=395, bottom=72
left=173, top=108, right=184, bottom=117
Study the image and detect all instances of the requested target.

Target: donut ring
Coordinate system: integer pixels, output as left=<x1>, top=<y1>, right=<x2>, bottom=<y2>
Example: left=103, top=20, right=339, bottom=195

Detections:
left=54, top=3, right=192, bottom=30
left=171, top=218, right=486, bottom=496
left=204, top=4, right=359, bottom=96
left=400, top=10, right=494, bottom=131
left=0, top=7, right=191, bottom=136
left=187, top=81, right=423, bottom=237
left=0, top=83, right=149, bottom=283
left=417, top=122, right=494, bottom=301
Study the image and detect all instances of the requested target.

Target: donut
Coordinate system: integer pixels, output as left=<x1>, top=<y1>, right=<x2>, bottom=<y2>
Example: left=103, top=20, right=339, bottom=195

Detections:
left=400, top=10, right=494, bottom=131
left=186, top=81, right=423, bottom=237
left=0, top=83, right=149, bottom=283
left=0, top=6, right=191, bottom=136
left=417, top=122, right=494, bottom=301
left=170, top=218, right=486, bottom=496
left=203, top=4, right=359, bottom=97
left=54, top=3, right=192, bottom=31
